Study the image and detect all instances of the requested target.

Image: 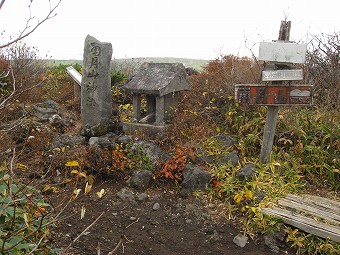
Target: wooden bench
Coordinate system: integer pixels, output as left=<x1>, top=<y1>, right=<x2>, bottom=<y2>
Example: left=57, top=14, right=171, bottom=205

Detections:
left=262, top=194, right=340, bottom=242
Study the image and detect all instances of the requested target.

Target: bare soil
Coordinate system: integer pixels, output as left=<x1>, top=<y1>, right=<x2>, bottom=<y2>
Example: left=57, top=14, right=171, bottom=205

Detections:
left=51, top=178, right=291, bottom=255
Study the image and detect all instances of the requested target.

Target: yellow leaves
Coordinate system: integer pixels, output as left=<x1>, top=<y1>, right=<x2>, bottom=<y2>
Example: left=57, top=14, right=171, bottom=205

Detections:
left=96, top=189, right=105, bottom=198
left=16, top=163, right=27, bottom=170
left=245, top=189, right=253, bottom=200
left=0, top=161, right=7, bottom=172
left=234, top=193, right=242, bottom=204
left=53, top=147, right=66, bottom=152
left=234, top=189, right=254, bottom=204
left=65, top=161, right=79, bottom=167
left=43, top=185, right=51, bottom=192
left=73, top=189, right=81, bottom=199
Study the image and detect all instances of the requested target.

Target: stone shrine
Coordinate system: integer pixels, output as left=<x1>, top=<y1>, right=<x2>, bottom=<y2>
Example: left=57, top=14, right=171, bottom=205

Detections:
left=80, top=35, right=113, bottom=137
left=123, top=63, right=191, bottom=134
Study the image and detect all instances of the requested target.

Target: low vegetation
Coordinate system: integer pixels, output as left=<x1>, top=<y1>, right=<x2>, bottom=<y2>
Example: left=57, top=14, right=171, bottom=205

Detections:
left=0, top=32, right=339, bottom=254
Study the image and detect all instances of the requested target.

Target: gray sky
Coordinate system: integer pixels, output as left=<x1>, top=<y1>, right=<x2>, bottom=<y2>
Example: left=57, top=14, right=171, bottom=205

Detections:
left=1, top=0, right=339, bottom=60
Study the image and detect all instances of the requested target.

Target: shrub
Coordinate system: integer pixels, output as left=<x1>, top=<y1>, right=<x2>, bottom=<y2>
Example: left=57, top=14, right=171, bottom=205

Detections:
left=305, top=32, right=340, bottom=110
left=0, top=160, right=54, bottom=254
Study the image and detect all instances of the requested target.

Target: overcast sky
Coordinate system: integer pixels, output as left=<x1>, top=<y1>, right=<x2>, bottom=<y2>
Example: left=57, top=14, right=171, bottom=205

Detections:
left=1, top=0, right=339, bottom=60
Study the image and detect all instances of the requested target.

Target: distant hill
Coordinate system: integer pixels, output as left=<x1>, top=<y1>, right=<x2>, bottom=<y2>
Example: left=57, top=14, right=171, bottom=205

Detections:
left=49, top=57, right=209, bottom=71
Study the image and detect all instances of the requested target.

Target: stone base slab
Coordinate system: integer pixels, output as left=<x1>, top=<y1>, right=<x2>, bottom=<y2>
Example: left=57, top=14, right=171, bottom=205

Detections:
left=123, top=122, right=169, bottom=137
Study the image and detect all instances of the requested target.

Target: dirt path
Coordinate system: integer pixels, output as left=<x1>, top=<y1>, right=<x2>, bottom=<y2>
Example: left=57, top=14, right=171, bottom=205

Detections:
left=51, top=179, right=290, bottom=255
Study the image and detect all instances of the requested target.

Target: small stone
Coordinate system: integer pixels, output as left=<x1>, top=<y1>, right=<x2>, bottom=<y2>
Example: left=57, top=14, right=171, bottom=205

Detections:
left=112, top=212, right=118, bottom=216
left=152, top=202, right=160, bottom=211
left=233, top=234, right=248, bottom=248
left=136, top=193, right=148, bottom=201
left=130, top=216, right=137, bottom=221
left=236, top=164, right=257, bottom=180
left=89, top=137, right=99, bottom=146
left=186, top=219, right=192, bottom=224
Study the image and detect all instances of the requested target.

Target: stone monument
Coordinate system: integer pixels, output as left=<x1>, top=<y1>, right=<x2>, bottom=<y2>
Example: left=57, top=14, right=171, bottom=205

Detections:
left=80, top=35, right=113, bottom=137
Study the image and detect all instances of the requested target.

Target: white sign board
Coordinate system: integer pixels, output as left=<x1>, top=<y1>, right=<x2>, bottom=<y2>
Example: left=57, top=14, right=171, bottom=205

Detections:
left=258, top=42, right=307, bottom=63
left=262, top=69, right=303, bottom=81
left=66, top=66, right=82, bottom=85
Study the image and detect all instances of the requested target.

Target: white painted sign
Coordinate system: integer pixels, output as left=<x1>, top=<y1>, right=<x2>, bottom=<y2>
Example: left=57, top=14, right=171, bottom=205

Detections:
left=258, top=42, right=307, bottom=63
left=262, top=69, right=303, bottom=81
left=66, top=66, right=82, bottom=85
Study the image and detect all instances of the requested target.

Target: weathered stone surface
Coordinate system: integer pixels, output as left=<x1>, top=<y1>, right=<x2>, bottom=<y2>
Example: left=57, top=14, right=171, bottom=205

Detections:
left=263, top=229, right=286, bottom=253
left=81, top=35, right=113, bottom=137
left=116, top=135, right=133, bottom=145
left=89, top=133, right=115, bottom=148
left=236, top=163, right=257, bottom=180
left=128, top=170, right=153, bottom=191
left=215, top=134, right=235, bottom=149
left=233, top=234, right=248, bottom=248
left=181, top=165, right=211, bottom=194
left=48, top=134, right=86, bottom=150
left=134, top=141, right=171, bottom=166
left=152, top=202, right=160, bottom=211
left=116, top=188, right=135, bottom=202
left=222, top=151, right=239, bottom=166
left=33, top=105, right=58, bottom=121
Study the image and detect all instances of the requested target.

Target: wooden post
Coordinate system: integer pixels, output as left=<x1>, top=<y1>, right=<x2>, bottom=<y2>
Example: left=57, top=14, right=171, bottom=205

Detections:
left=260, top=20, right=291, bottom=163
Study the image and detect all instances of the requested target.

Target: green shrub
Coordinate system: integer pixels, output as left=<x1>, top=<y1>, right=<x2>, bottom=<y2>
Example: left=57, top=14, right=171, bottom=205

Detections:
left=0, top=161, right=55, bottom=254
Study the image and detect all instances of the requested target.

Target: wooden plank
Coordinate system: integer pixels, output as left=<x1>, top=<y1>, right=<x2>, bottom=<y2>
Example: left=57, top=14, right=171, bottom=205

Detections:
left=262, top=207, right=340, bottom=242
left=278, top=198, right=340, bottom=224
left=286, top=194, right=340, bottom=217
left=303, top=194, right=340, bottom=210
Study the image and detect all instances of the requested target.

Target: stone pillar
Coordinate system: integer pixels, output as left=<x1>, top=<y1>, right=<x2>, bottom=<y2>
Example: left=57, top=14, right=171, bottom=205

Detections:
left=155, top=95, right=165, bottom=125
left=132, top=93, right=141, bottom=122
left=146, top=95, right=156, bottom=115
left=81, top=35, right=113, bottom=137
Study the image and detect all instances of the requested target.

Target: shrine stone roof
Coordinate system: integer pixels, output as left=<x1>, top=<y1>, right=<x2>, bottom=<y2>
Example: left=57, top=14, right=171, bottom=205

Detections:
left=123, top=62, right=191, bottom=96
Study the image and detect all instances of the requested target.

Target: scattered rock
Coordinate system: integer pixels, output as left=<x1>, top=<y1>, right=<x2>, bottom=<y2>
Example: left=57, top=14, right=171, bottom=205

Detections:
left=195, top=149, right=214, bottom=164
left=116, top=135, right=133, bottom=145
left=128, top=170, right=153, bottom=191
left=48, top=134, right=86, bottom=150
left=215, top=134, right=235, bottom=149
left=33, top=105, right=58, bottom=122
left=136, top=193, right=148, bottom=201
left=221, top=150, right=239, bottom=166
left=135, top=141, right=171, bottom=166
left=236, top=163, right=257, bottom=180
left=89, top=134, right=115, bottom=148
left=233, top=234, right=248, bottom=248
left=181, top=165, right=211, bottom=195
left=263, top=229, right=286, bottom=253
left=255, top=190, right=266, bottom=202
left=37, top=99, right=60, bottom=110
left=49, top=114, right=68, bottom=132
left=89, top=137, right=99, bottom=147
left=116, top=188, right=135, bottom=202
left=152, top=202, right=160, bottom=211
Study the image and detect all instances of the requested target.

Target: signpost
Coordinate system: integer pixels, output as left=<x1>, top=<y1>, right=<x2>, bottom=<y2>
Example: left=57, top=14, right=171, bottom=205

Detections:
left=235, top=20, right=313, bottom=163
